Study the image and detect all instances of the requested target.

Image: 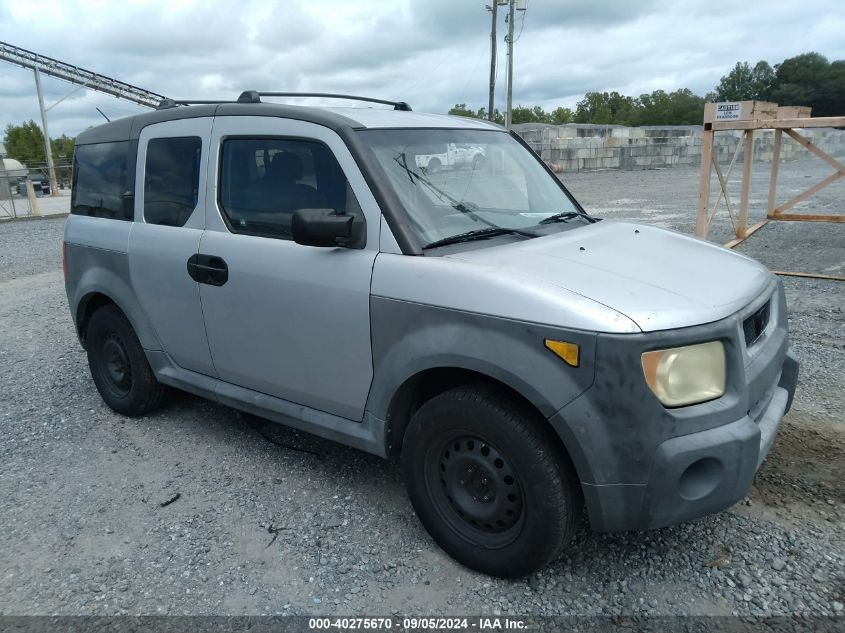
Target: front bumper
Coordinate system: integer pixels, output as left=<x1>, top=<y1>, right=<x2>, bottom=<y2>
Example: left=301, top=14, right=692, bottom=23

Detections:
left=577, top=352, right=797, bottom=531
left=548, top=279, right=799, bottom=532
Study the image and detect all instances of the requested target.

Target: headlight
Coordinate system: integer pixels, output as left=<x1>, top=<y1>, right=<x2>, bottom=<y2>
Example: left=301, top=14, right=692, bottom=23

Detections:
left=641, top=341, right=726, bottom=407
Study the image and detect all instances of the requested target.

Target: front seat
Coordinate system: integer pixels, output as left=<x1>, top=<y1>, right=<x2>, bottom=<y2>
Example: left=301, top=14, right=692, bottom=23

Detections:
left=263, top=152, right=325, bottom=212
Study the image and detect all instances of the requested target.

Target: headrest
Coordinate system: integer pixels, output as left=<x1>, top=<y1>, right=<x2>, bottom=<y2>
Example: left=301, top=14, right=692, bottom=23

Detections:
left=268, top=152, right=303, bottom=182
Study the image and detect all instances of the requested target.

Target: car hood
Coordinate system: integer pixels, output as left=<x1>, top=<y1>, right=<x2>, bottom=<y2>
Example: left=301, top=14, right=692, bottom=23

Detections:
left=444, top=220, right=772, bottom=332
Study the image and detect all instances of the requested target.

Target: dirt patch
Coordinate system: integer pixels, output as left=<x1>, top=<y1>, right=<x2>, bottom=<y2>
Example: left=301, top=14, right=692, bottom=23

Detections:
left=745, top=415, right=845, bottom=525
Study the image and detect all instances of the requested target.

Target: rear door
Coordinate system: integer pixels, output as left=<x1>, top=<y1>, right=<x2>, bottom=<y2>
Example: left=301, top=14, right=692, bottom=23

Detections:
left=127, top=118, right=216, bottom=376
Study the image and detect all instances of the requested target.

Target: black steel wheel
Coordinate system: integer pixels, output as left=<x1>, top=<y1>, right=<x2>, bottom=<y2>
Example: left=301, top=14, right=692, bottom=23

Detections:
left=403, top=384, right=581, bottom=577
left=86, top=304, right=166, bottom=416
left=426, top=434, right=525, bottom=548
left=98, top=331, right=133, bottom=399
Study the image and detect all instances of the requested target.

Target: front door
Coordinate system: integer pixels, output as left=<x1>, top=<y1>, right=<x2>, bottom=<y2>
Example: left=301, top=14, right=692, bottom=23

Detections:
left=128, top=118, right=216, bottom=377
left=197, top=116, right=380, bottom=421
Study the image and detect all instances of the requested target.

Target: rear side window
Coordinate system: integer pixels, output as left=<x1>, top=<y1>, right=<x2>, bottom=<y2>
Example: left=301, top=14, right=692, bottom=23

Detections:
left=144, top=136, right=202, bottom=227
left=71, top=141, right=131, bottom=220
left=218, top=137, right=363, bottom=241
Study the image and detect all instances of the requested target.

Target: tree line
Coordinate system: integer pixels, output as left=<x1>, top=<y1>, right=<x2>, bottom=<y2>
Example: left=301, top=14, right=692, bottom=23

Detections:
left=449, top=52, right=844, bottom=126
left=3, top=120, right=74, bottom=166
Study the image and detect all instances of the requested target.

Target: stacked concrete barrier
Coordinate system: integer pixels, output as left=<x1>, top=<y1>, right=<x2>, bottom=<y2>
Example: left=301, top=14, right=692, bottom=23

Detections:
left=513, top=123, right=845, bottom=172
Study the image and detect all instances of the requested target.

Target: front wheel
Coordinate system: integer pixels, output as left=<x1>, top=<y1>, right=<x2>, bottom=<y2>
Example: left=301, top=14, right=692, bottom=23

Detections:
left=402, top=385, right=581, bottom=577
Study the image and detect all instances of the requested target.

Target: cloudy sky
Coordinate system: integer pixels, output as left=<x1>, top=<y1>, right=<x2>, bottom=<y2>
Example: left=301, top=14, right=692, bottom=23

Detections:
left=1, top=0, right=844, bottom=138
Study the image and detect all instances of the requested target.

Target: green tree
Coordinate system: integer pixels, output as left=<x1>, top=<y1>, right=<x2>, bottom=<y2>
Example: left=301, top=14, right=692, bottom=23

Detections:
left=464, top=107, right=505, bottom=124
left=550, top=106, right=573, bottom=124
left=4, top=120, right=46, bottom=165
left=750, top=61, right=776, bottom=100
left=52, top=134, right=75, bottom=159
left=714, top=60, right=775, bottom=101
left=774, top=52, right=829, bottom=86
left=3, top=121, right=75, bottom=166
left=532, top=105, right=552, bottom=123
left=606, top=92, right=638, bottom=125
left=636, top=90, right=672, bottom=125
left=510, top=105, right=546, bottom=124
left=769, top=52, right=830, bottom=111
left=666, top=88, right=706, bottom=125
left=575, top=91, right=636, bottom=125
left=815, top=59, right=845, bottom=117
left=715, top=62, right=755, bottom=101
left=712, top=52, right=844, bottom=115
left=574, top=92, right=613, bottom=124
left=510, top=106, right=532, bottom=124
left=447, top=103, right=480, bottom=118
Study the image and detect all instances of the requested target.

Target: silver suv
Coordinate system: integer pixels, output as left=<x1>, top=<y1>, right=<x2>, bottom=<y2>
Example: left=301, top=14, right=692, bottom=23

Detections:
left=64, top=91, right=798, bottom=577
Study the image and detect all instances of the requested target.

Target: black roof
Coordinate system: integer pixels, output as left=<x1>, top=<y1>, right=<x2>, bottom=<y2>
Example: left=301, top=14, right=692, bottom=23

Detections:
left=75, top=103, right=366, bottom=146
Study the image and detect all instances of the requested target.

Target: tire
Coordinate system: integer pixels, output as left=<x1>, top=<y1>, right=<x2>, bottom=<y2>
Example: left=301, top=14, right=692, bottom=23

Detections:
left=402, top=384, right=581, bottom=577
left=85, top=304, right=166, bottom=417
left=427, top=158, right=442, bottom=174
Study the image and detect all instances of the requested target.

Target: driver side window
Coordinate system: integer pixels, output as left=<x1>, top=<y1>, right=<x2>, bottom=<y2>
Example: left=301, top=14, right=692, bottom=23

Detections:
left=218, top=137, right=363, bottom=241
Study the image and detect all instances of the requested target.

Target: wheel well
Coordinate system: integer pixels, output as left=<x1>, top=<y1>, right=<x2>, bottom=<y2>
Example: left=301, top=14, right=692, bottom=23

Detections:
left=76, top=293, right=118, bottom=347
left=384, top=368, right=561, bottom=459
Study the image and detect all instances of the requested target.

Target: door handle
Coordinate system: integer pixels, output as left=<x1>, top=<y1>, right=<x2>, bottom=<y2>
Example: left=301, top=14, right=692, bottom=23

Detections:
left=187, top=254, right=229, bottom=286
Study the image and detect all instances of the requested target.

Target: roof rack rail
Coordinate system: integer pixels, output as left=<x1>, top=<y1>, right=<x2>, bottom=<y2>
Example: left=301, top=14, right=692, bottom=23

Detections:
left=157, top=92, right=413, bottom=112
left=156, top=98, right=240, bottom=110
left=240, top=91, right=412, bottom=111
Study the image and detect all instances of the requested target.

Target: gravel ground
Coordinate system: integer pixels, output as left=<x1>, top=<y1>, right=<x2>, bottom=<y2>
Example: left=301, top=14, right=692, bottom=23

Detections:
left=0, top=160, right=842, bottom=617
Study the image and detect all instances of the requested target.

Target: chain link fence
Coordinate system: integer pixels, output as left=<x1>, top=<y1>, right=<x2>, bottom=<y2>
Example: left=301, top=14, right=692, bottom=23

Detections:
left=0, top=161, right=72, bottom=220
left=1, top=172, right=28, bottom=219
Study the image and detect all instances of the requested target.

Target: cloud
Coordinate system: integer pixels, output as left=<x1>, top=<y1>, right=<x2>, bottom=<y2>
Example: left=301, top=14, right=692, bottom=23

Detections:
left=1, top=0, right=843, bottom=138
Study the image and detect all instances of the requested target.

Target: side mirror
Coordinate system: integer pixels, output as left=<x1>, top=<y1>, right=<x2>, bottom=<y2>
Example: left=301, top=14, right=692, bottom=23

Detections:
left=292, top=208, right=365, bottom=248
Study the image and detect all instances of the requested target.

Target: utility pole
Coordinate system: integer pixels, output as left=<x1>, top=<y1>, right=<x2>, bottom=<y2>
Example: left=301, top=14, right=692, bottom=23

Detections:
left=33, top=67, right=59, bottom=197
left=487, top=4, right=497, bottom=122
left=505, top=0, right=515, bottom=129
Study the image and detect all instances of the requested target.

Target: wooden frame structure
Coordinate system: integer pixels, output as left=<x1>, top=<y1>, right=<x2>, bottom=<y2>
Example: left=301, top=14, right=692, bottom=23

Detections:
left=695, top=101, right=845, bottom=249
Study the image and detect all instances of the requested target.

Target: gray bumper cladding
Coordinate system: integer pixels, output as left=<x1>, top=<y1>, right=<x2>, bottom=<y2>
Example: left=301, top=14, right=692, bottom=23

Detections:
left=548, top=281, right=797, bottom=532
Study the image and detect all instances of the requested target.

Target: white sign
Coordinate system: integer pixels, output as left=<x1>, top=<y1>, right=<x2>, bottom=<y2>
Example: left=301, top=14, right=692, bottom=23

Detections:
left=715, top=102, right=742, bottom=121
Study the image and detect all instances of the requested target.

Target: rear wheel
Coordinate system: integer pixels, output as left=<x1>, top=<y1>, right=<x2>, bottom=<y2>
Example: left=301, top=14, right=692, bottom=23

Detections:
left=402, top=384, right=580, bottom=577
left=86, top=305, right=166, bottom=416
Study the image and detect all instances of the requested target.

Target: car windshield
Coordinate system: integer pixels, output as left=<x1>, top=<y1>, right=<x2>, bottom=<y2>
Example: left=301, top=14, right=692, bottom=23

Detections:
left=357, top=128, right=585, bottom=248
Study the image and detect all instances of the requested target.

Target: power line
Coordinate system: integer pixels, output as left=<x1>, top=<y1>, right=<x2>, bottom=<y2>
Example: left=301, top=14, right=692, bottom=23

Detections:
left=512, top=1, right=528, bottom=43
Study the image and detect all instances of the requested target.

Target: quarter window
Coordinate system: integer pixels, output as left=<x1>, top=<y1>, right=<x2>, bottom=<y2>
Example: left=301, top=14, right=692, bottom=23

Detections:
left=144, top=136, right=202, bottom=227
left=71, top=141, right=131, bottom=220
left=218, top=138, right=363, bottom=242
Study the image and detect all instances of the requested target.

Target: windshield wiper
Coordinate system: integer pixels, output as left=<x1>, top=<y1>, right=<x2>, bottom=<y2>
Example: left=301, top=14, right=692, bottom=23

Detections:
left=538, top=210, right=598, bottom=224
left=393, top=153, right=499, bottom=228
left=423, top=227, right=536, bottom=250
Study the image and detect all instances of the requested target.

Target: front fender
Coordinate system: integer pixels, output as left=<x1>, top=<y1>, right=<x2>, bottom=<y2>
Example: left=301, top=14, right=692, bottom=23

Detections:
left=365, top=296, right=597, bottom=423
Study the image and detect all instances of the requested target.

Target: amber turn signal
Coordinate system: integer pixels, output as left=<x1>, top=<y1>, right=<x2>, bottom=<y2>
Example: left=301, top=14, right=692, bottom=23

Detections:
left=544, top=339, right=580, bottom=367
